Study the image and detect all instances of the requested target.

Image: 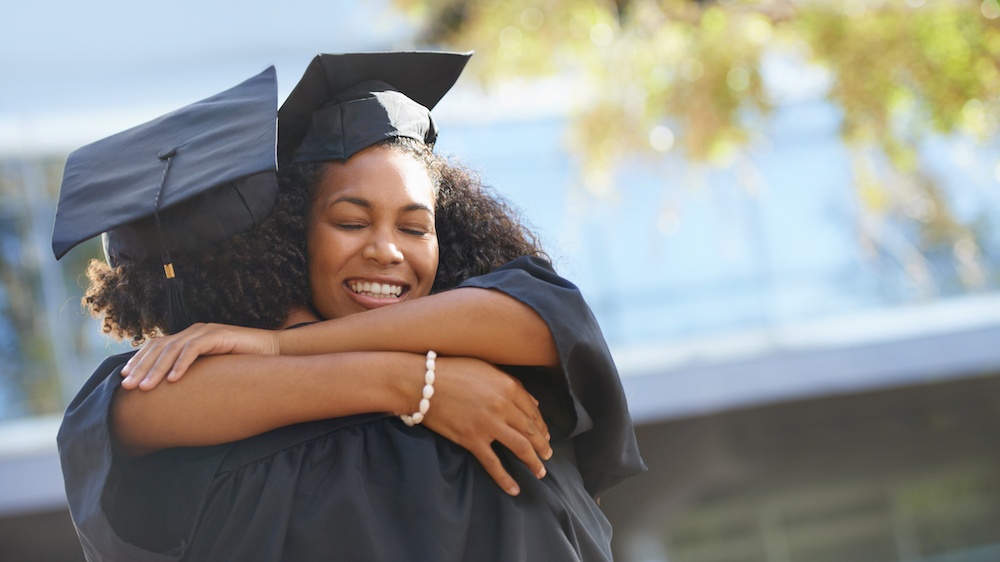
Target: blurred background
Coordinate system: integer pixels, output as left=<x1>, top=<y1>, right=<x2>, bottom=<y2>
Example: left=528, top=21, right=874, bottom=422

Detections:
left=3, top=0, right=1000, bottom=560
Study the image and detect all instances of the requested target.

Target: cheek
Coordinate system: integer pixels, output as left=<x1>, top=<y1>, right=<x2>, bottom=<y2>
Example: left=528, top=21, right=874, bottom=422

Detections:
left=416, top=240, right=440, bottom=284
left=427, top=244, right=440, bottom=273
left=307, top=227, right=347, bottom=278
left=305, top=228, right=325, bottom=273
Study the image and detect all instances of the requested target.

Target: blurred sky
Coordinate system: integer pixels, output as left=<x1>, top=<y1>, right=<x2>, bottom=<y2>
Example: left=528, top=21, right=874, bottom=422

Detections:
left=0, top=0, right=418, bottom=153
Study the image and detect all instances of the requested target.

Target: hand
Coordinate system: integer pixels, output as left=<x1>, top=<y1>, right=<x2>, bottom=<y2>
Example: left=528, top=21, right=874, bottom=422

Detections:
left=120, top=323, right=280, bottom=391
left=420, top=356, right=553, bottom=496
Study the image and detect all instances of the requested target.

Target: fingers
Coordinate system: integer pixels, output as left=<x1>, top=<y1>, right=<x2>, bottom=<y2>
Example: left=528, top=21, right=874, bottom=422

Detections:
left=121, top=323, right=208, bottom=391
left=509, top=388, right=550, bottom=459
left=119, top=350, right=146, bottom=389
left=120, top=343, right=161, bottom=389
left=469, top=445, right=521, bottom=496
left=165, top=346, right=202, bottom=382
left=467, top=421, right=549, bottom=496
left=120, top=342, right=152, bottom=379
left=139, top=343, right=188, bottom=390
left=493, top=424, right=547, bottom=482
left=122, top=340, right=180, bottom=390
left=508, top=404, right=552, bottom=463
left=492, top=375, right=550, bottom=461
left=129, top=338, right=180, bottom=389
left=121, top=323, right=280, bottom=392
left=408, top=356, right=554, bottom=496
left=456, top=381, right=552, bottom=492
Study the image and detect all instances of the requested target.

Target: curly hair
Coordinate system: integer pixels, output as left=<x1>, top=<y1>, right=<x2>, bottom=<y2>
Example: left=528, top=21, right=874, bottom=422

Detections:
left=84, top=137, right=546, bottom=344
left=285, top=138, right=547, bottom=293
left=431, top=155, right=547, bottom=292
left=83, top=182, right=312, bottom=345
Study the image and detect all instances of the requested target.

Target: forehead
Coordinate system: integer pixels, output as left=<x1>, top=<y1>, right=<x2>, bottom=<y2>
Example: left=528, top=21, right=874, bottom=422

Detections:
left=314, top=146, right=435, bottom=208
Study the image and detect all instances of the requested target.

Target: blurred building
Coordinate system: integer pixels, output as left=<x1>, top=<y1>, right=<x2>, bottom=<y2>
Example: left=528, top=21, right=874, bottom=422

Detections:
left=3, top=54, right=1000, bottom=562
left=604, top=306, right=1000, bottom=562
left=449, top=98, right=1000, bottom=562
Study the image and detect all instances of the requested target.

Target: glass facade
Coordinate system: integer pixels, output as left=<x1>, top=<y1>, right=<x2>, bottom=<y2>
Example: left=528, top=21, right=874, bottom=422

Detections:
left=437, top=102, right=1000, bottom=349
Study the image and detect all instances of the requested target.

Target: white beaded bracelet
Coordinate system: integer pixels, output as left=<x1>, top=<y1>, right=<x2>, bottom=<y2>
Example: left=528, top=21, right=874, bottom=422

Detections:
left=400, top=350, right=436, bottom=427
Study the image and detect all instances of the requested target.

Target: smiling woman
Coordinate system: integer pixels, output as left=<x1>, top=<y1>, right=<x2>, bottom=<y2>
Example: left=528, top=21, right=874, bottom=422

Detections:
left=55, top=51, right=644, bottom=561
left=307, top=143, right=440, bottom=318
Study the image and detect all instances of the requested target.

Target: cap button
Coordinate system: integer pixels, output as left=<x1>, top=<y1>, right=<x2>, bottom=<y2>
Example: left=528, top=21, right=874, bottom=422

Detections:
left=157, top=147, right=178, bottom=160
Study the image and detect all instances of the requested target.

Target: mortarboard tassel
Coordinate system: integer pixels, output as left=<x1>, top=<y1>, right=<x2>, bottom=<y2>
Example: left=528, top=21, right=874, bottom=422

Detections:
left=153, top=149, right=196, bottom=334
left=162, top=252, right=195, bottom=334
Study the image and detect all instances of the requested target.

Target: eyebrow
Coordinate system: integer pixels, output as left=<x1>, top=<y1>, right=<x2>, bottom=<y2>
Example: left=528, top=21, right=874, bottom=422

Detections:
left=328, top=196, right=433, bottom=214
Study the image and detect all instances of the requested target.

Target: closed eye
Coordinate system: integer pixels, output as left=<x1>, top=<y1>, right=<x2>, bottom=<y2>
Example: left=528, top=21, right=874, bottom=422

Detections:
left=400, top=224, right=432, bottom=236
left=336, top=223, right=367, bottom=231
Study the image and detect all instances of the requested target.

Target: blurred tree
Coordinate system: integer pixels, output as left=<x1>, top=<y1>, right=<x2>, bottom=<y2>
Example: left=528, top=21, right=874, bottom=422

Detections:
left=0, top=158, right=98, bottom=418
left=392, top=0, right=1000, bottom=295
left=0, top=161, right=58, bottom=418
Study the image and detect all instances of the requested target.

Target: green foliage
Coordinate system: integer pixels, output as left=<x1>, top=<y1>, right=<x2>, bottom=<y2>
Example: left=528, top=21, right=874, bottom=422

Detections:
left=393, top=0, right=1000, bottom=294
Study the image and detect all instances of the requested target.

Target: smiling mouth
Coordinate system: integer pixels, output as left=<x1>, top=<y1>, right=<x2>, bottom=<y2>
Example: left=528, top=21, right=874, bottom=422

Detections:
left=348, top=281, right=405, bottom=299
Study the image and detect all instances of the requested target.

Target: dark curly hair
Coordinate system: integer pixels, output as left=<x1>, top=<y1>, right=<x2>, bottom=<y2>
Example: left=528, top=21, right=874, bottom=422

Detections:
left=431, top=153, right=548, bottom=292
left=84, top=137, right=546, bottom=344
left=83, top=183, right=312, bottom=346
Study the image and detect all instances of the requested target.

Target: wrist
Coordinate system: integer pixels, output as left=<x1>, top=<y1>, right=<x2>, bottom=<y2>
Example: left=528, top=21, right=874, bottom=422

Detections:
left=267, top=330, right=282, bottom=356
left=399, top=351, right=437, bottom=426
left=274, top=329, right=292, bottom=355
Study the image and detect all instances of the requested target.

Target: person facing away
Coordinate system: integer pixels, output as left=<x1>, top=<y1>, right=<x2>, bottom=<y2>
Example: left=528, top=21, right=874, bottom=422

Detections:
left=53, top=52, right=644, bottom=561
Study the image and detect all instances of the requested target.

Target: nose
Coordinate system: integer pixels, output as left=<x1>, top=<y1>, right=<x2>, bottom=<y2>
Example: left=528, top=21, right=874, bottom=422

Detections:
left=363, top=230, right=404, bottom=265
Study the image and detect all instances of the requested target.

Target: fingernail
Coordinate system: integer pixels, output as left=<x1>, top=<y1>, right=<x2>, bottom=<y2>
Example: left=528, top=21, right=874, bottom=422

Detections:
left=545, top=432, right=550, bottom=441
left=121, top=377, right=131, bottom=386
left=537, top=466, right=547, bottom=478
left=507, top=485, right=520, bottom=496
left=544, top=448, right=553, bottom=460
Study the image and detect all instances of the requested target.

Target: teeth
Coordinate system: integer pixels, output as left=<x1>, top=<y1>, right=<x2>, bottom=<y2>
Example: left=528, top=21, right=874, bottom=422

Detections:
left=350, top=282, right=403, bottom=299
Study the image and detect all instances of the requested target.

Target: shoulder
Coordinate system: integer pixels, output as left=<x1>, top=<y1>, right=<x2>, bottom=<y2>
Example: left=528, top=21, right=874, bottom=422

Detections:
left=463, top=256, right=579, bottom=291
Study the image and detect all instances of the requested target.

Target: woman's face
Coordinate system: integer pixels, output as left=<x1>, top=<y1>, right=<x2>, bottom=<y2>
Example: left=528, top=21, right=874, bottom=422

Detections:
left=307, top=144, right=438, bottom=319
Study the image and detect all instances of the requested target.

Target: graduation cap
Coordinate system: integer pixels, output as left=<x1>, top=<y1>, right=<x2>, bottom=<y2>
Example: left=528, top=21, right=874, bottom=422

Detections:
left=278, top=51, right=472, bottom=163
left=51, top=66, right=280, bottom=332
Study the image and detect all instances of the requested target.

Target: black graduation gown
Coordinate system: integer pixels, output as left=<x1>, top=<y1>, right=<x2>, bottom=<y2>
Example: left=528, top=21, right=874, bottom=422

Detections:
left=57, top=256, right=646, bottom=561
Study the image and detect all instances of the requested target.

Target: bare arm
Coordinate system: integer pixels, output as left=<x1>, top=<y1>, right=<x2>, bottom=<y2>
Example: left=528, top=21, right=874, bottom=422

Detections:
left=277, top=288, right=558, bottom=364
left=111, top=350, right=551, bottom=495
left=122, top=287, right=557, bottom=389
left=113, top=352, right=411, bottom=454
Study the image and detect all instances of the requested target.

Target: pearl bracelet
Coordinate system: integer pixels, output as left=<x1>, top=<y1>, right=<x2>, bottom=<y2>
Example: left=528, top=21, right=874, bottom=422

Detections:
left=400, top=350, right=437, bottom=427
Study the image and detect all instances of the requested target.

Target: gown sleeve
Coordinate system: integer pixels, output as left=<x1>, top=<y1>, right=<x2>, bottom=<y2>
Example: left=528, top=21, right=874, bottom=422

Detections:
left=456, top=255, right=646, bottom=498
left=57, top=351, right=232, bottom=561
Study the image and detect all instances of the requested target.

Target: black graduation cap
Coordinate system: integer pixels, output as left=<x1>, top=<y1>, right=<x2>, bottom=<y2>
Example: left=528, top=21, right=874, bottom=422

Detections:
left=51, top=66, right=279, bottom=333
left=52, top=65, right=279, bottom=265
left=278, top=51, right=472, bottom=163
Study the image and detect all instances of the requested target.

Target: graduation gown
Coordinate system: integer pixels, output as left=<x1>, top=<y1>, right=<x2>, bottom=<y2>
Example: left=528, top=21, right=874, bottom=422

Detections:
left=57, top=256, right=645, bottom=561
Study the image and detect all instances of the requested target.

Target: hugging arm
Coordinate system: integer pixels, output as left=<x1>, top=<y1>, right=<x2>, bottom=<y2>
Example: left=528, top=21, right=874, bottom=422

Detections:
left=122, top=285, right=558, bottom=389
left=111, top=351, right=550, bottom=495
left=115, top=256, right=644, bottom=498
left=282, top=285, right=559, bottom=364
